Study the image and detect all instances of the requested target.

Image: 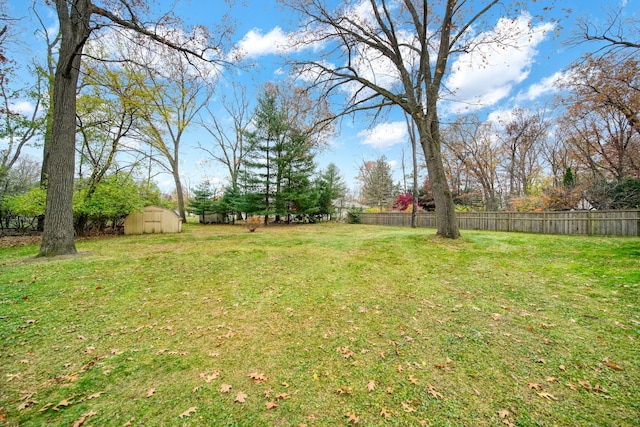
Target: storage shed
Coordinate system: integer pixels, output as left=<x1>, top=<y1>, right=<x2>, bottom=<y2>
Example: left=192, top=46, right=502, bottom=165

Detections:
left=124, top=206, right=183, bottom=235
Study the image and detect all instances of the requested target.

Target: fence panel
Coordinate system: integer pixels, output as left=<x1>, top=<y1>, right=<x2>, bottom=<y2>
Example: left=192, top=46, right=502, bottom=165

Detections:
left=358, top=210, right=639, bottom=237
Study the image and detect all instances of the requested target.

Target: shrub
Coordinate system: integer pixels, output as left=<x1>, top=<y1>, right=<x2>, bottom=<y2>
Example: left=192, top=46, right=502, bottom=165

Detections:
left=346, top=208, right=361, bottom=224
left=245, top=216, right=262, bottom=232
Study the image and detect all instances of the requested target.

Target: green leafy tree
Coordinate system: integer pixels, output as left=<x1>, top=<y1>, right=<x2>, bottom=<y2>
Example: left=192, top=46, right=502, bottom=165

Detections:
left=4, top=186, right=47, bottom=218
left=359, top=156, right=397, bottom=211
left=39, top=0, right=229, bottom=257
left=74, top=173, right=146, bottom=233
left=240, top=90, right=320, bottom=223
left=278, top=130, right=318, bottom=221
left=316, top=163, right=347, bottom=220
left=563, top=167, right=575, bottom=189
left=188, top=181, right=217, bottom=222
left=240, top=92, right=287, bottom=221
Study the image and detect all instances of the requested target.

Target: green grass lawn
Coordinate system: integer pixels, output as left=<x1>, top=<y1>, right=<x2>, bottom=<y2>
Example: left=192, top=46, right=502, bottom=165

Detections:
left=1, top=223, right=638, bottom=426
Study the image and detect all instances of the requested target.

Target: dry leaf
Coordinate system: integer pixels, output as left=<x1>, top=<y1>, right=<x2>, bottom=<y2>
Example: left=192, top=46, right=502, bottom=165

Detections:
left=527, top=382, right=542, bottom=390
left=536, top=391, right=558, bottom=400
left=337, top=387, right=352, bottom=395
left=566, top=382, right=578, bottom=390
left=38, top=403, right=54, bottom=413
left=220, top=383, right=232, bottom=393
left=408, top=375, right=418, bottom=385
left=265, top=401, right=278, bottom=410
left=427, top=384, right=443, bottom=399
left=545, top=377, right=557, bottom=383
left=146, top=388, right=156, bottom=398
left=380, top=407, right=392, bottom=419
left=275, top=392, right=290, bottom=400
left=121, top=417, right=135, bottom=426
left=594, top=384, right=608, bottom=394
left=346, top=412, right=359, bottom=424
left=235, top=391, right=248, bottom=403
left=578, top=379, right=592, bottom=390
left=85, top=391, right=105, bottom=400
left=248, top=372, right=268, bottom=383
left=17, top=400, right=37, bottom=411
left=72, top=410, right=97, bottom=427
left=55, top=398, right=74, bottom=409
left=337, top=346, right=355, bottom=359
left=401, top=401, right=416, bottom=412
left=367, top=380, right=376, bottom=392
left=605, top=361, right=623, bottom=371
left=201, top=371, right=220, bottom=383
left=498, top=409, right=510, bottom=419
left=179, top=407, right=197, bottom=418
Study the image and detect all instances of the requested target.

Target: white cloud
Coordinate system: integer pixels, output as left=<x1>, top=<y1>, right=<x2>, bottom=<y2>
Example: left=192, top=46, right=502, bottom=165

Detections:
left=11, top=101, right=36, bottom=115
left=444, top=13, right=555, bottom=113
left=233, top=27, right=289, bottom=58
left=231, top=24, right=328, bottom=61
left=519, top=70, right=570, bottom=101
left=358, top=121, right=407, bottom=149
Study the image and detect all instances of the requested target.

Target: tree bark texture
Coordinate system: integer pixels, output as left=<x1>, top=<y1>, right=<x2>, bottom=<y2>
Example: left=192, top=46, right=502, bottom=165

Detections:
left=38, top=0, right=92, bottom=256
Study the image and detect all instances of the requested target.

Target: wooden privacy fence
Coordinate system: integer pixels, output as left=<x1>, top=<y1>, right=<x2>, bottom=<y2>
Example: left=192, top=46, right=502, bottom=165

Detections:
left=358, top=210, right=640, bottom=237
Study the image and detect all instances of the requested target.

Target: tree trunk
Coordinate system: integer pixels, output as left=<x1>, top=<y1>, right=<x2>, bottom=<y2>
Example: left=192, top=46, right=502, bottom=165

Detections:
left=38, top=69, right=79, bottom=256
left=417, top=116, right=460, bottom=239
left=39, top=0, right=93, bottom=256
left=172, top=168, right=187, bottom=223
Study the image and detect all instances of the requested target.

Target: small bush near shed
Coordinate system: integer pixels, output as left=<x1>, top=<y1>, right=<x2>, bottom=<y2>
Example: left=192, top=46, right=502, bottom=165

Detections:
left=245, top=216, right=262, bottom=232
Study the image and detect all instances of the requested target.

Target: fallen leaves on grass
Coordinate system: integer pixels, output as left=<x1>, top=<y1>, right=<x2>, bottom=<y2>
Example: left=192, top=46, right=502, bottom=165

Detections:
left=497, top=409, right=510, bottom=419
left=220, top=384, right=232, bottom=393
left=337, top=387, right=352, bottom=395
left=85, top=391, right=105, bottom=400
left=380, top=407, right=392, bottom=419
left=604, top=361, right=623, bottom=371
left=54, top=397, right=74, bottom=410
left=498, top=409, right=516, bottom=427
left=265, top=401, right=278, bottom=410
left=337, top=346, right=355, bottom=359
left=248, top=371, right=268, bottom=383
left=536, top=391, right=558, bottom=400
left=235, top=391, right=248, bottom=403
left=367, top=380, right=375, bottom=392
left=427, top=384, right=443, bottom=399
left=145, top=388, right=156, bottom=398
left=401, top=401, right=416, bottom=412
left=434, top=358, right=455, bottom=371
left=200, top=371, right=220, bottom=382
left=179, top=407, right=197, bottom=418
left=345, top=412, right=359, bottom=424
left=71, top=410, right=97, bottom=427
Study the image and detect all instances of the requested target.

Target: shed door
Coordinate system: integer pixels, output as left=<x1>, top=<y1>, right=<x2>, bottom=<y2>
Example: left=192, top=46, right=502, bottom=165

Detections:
left=144, top=210, right=163, bottom=233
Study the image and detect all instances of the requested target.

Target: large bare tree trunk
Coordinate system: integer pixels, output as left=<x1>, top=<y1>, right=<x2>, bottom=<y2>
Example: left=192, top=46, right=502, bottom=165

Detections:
left=38, top=0, right=91, bottom=256
left=418, top=119, right=460, bottom=239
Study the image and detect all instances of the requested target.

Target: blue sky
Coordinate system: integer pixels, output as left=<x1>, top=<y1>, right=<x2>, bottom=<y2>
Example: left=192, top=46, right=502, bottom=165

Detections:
left=5, top=0, right=638, bottom=194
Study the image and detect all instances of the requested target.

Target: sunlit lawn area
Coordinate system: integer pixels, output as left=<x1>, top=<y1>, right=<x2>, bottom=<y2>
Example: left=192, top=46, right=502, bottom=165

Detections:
left=1, top=223, right=638, bottom=426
